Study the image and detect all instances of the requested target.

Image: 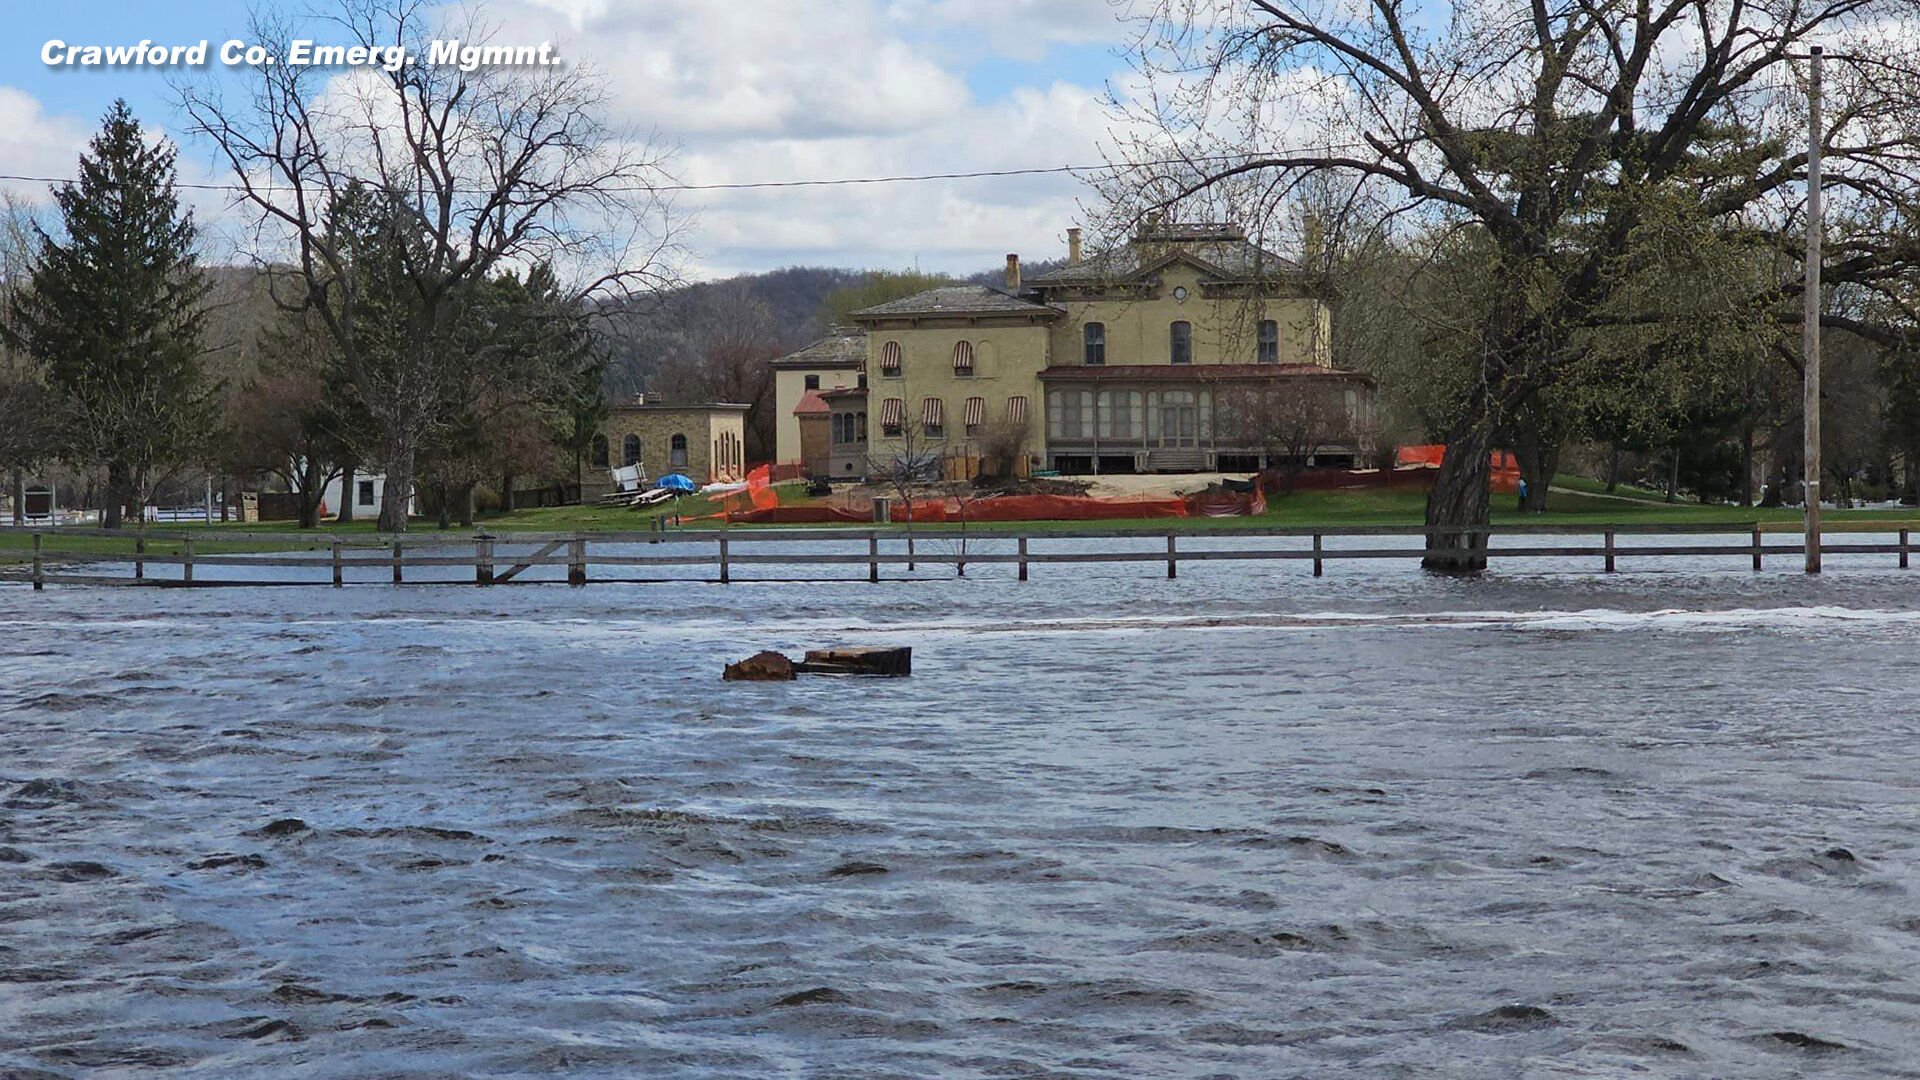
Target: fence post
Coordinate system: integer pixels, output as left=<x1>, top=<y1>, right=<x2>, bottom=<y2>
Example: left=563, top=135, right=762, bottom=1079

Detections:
left=1604, top=530, right=1616, bottom=573
left=392, top=541, right=403, bottom=585
left=868, top=533, right=879, bottom=583
left=182, top=537, right=194, bottom=584
left=135, top=535, right=145, bottom=580
left=1902, top=529, right=1911, bottom=570
left=1752, top=525, right=1764, bottom=571
left=476, top=536, right=494, bottom=586
left=1166, top=534, right=1177, bottom=579
left=331, top=539, right=343, bottom=588
left=718, top=536, right=730, bottom=584
left=31, top=532, right=43, bottom=591
left=569, top=537, right=587, bottom=586
left=1018, top=536, right=1029, bottom=581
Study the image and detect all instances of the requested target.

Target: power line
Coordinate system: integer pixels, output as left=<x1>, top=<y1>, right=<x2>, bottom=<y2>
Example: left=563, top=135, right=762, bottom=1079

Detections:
left=0, top=78, right=1803, bottom=198
left=0, top=149, right=1373, bottom=197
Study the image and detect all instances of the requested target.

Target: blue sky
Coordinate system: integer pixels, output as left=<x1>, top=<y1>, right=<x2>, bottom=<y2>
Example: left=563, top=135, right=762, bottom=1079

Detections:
left=3, top=0, right=1132, bottom=277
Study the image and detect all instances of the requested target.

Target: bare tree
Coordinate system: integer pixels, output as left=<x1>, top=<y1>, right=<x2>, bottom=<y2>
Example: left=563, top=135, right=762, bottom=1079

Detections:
left=178, top=0, right=678, bottom=531
left=869, top=418, right=944, bottom=572
left=1107, top=0, right=1920, bottom=569
left=629, top=281, right=784, bottom=457
left=972, top=417, right=1032, bottom=481
left=0, top=195, right=59, bottom=525
left=1217, top=381, right=1352, bottom=491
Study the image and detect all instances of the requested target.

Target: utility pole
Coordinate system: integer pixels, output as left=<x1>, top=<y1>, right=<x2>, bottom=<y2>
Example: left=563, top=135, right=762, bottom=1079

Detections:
left=1803, top=45, right=1824, bottom=574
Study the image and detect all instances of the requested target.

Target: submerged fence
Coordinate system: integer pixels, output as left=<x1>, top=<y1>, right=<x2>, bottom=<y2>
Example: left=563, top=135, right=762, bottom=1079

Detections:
left=4, top=522, right=1917, bottom=589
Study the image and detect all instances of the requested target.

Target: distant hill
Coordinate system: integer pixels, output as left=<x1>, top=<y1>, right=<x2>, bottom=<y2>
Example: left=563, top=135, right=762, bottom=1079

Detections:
left=595, top=266, right=866, bottom=399
left=599, top=259, right=1076, bottom=398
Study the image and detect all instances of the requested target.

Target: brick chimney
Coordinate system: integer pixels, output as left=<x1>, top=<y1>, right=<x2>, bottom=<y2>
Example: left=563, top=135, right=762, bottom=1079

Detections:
left=1004, top=253, right=1020, bottom=290
left=1067, top=227, right=1082, bottom=265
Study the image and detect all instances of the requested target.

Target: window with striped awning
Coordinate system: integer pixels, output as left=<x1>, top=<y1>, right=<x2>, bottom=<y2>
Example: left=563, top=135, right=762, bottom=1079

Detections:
left=880, top=397, right=904, bottom=433
left=1006, top=395, right=1029, bottom=424
left=921, top=397, right=944, bottom=431
left=963, top=396, right=986, bottom=430
left=952, top=340, right=974, bottom=376
left=879, top=340, right=902, bottom=374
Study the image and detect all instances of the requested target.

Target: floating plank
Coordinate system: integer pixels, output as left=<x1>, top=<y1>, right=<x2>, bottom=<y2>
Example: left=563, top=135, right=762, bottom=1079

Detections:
left=795, top=647, right=911, bottom=677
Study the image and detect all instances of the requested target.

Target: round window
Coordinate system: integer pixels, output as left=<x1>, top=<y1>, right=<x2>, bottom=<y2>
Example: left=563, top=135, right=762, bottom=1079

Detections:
left=1172, top=286, right=1189, bottom=302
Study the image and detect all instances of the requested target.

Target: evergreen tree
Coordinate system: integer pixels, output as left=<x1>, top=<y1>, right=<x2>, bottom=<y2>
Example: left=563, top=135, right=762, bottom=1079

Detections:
left=4, top=100, right=216, bottom=527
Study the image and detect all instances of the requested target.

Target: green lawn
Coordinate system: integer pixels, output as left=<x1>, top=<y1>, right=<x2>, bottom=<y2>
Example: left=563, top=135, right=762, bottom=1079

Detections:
left=5, top=480, right=1916, bottom=566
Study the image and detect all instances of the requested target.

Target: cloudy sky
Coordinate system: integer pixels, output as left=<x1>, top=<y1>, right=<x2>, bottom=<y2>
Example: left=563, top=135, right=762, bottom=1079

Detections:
left=5, top=0, right=1132, bottom=279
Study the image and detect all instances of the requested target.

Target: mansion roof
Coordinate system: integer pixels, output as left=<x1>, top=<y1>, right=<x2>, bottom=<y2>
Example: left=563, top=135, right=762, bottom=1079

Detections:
left=1027, top=225, right=1306, bottom=288
left=850, top=285, right=1061, bottom=320
left=770, top=327, right=866, bottom=369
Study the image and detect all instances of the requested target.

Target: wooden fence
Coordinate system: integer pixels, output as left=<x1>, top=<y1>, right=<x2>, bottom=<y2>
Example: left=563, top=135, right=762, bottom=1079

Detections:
left=4, top=522, right=1917, bottom=589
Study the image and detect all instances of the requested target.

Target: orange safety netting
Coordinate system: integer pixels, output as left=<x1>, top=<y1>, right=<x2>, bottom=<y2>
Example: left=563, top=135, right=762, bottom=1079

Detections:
left=1392, top=444, right=1522, bottom=494
left=725, top=492, right=1204, bottom=524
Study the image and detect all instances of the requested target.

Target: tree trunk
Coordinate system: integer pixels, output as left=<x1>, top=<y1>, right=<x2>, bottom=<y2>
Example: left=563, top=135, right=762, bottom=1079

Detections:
left=1665, top=449, right=1680, bottom=503
left=435, top=483, right=452, bottom=530
left=1519, top=439, right=1558, bottom=513
left=377, top=450, right=412, bottom=533
left=9, top=467, right=21, bottom=527
left=1739, top=422, right=1755, bottom=507
left=103, top=463, right=125, bottom=530
left=459, top=483, right=476, bottom=529
left=1422, top=420, right=1493, bottom=573
left=337, top=462, right=356, bottom=523
left=500, top=471, right=515, bottom=513
left=1605, top=444, right=1621, bottom=493
left=297, top=459, right=322, bottom=528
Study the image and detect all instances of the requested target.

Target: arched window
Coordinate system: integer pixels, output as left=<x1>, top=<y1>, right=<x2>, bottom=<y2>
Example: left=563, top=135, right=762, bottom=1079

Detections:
left=669, top=433, right=688, bottom=468
left=879, top=340, right=902, bottom=375
left=622, top=433, right=641, bottom=467
left=1169, top=321, right=1192, bottom=365
left=591, top=434, right=609, bottom=467
left=1257, top=319, right=1279, bottom=364
left=1083, top=322, right=1105, bottom=366
left=953, top=340, right=975, bottom=376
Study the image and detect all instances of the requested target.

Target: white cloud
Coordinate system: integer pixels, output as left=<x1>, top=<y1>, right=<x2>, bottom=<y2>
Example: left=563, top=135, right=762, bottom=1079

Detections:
left=888, top=0, right=1120, bottom=60
left=479, top=0, right=1128, bottom=277
left=0, top=88, right=92, bottom=205
left=5, top=0, right=1136, bottom=280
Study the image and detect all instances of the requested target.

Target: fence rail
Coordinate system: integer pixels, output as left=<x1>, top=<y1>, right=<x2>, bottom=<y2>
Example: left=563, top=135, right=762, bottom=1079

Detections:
left=3, top=522, right=1915, bottom=589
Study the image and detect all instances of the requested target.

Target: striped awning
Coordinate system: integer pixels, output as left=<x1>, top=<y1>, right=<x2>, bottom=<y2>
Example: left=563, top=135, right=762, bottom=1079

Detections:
left=964, top=396, right=986, bottom=427
left=879, top=340, right=902, bottom=373
left=952, top=340, right=975, bottom=374
left=880, top=397, right=904, bottom=427
left=1006, top=395, right=1029, bottom=423
left=922, top=397, right=944, bottom=427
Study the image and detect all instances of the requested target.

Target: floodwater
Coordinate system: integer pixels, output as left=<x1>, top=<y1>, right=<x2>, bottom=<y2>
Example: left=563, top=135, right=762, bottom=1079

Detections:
left=3, top=541, right=1920, bottom=1077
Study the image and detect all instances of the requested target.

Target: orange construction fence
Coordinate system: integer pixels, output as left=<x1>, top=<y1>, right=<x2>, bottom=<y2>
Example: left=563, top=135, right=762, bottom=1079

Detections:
left=1393, top=444, right=1522, bottom=494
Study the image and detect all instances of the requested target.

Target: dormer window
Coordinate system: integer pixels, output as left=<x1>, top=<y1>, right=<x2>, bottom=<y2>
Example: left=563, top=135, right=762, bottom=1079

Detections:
left=1258, top=320, right=1279, bottom=364
left=1083, top=322, right=1105, bottom=366
left=1170, top=321, right=1192, bottom=365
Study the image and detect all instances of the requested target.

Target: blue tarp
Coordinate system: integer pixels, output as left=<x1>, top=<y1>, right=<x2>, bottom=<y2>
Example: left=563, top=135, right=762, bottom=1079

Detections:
left=656, top=474, right=697, bottom=493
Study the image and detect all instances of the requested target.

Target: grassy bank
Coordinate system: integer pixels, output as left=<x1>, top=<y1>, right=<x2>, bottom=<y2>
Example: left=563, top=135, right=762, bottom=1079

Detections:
left=6, top=481, right=1918, bottom=567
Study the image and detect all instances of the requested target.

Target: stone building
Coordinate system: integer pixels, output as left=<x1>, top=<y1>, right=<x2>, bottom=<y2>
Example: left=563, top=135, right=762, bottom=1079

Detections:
left=580, top=399, right=750, bottom=499
left=781, top=222, right=1376, bottom=481
left=770, top=328, right=865, bottom=468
